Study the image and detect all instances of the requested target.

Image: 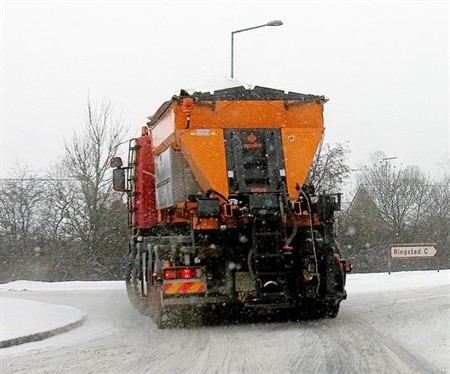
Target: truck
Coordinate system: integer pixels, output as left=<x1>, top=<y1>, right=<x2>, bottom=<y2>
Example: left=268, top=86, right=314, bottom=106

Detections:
left=111, top=85, right=350, bottom=328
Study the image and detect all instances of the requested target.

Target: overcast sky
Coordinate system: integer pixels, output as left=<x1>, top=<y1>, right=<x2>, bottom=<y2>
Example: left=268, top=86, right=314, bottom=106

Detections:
left=1, top=1, right=449, bottom=179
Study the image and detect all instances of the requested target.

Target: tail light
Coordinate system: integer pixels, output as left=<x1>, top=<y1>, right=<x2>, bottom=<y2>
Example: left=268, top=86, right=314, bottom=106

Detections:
left=180, top=268, right=196, bottom=279
left=163, top=267, right=202, bottom=280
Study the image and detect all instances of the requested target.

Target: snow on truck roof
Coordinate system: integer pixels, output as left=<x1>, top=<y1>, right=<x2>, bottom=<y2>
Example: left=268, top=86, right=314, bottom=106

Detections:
left=174, top=85, right=327, bottom=102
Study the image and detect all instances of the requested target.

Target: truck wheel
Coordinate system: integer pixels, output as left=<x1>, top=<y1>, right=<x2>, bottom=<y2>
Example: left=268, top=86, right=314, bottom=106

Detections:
left=125, top=245, right=148, bottom=315
left=153, top=293, right=165, bottom=329
left=326, top=302, right=340, bottom=318
left=148, top=248, right=168, bottom=329
left=297, top=301, right=326, bottom=320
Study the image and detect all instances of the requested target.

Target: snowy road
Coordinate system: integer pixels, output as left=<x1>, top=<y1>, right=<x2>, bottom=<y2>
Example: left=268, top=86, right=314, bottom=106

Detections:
left=1, top=272, right=449, bottom=374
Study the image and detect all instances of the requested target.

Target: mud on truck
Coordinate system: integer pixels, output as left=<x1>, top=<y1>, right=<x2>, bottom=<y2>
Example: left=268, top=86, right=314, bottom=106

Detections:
left=111, top=85, right=351, bottom=328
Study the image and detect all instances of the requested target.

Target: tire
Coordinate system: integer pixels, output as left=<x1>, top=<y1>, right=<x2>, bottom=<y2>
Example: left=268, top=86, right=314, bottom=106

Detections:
left=296, top=300, right=326, bottom=320
left=326, top=302, right=340, bottom=318
left=148, top=248, right=168, bottom=329
left=152, top=290, right=165, bottom=329
left=125, top=242, right=148, bottom=314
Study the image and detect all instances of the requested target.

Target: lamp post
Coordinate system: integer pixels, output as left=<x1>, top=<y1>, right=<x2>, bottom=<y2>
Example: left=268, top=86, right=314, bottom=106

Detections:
left=231, top=20, right=283, bottom=78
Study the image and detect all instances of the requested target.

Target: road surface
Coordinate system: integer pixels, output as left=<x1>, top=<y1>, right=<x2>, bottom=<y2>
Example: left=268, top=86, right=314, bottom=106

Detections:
left=1, top=280, right=448, bottom=373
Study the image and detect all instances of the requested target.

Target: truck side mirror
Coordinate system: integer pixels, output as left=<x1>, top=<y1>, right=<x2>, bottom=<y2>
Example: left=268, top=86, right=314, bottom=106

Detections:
left=113, top=168, right=127, bottom=192
left=110, top=157, right=123, bottom=168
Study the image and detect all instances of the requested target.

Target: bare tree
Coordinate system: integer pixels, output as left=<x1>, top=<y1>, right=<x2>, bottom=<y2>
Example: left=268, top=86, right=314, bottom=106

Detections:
left=309, top=142, right=351, bottom=193
left=0, top=165, right=45, bottom=280
left=0, top=100, right=129, bottom=281
left=362, top=162, right=433, bottom=241
left=415, top=176, right=450, bottom=243
left=0, top=166, right=44, bottom=241
left=61, top=99, right=128, bottom=279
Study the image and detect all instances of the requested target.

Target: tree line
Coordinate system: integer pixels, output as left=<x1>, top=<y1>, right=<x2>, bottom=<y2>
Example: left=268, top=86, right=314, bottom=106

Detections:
left=0, top=100, right=129, bottom=282
left=0, top=102, right=448, bottom=281
left=338, top=157, right=450, bottom=272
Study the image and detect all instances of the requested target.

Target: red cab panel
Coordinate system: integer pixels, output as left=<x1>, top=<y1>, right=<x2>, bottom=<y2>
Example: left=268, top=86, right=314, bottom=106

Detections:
left=134, top=136, right=157, bottom=228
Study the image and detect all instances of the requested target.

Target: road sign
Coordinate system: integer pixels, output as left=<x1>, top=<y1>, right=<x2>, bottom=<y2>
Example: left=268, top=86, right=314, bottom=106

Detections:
left=389, top=243, right=439, bottom=259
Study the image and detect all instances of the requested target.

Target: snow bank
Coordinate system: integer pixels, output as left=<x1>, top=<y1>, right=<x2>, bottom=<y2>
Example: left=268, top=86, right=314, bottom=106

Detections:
left=0, top=298, right=84, bottom=344
left=1, top=270, right=448, bottom=293
left=346, top=269, right=450, bottom=294
left=0, top=280, right=125, bottom=292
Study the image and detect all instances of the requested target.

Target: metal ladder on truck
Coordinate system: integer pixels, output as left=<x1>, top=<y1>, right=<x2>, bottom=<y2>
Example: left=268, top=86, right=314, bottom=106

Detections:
left=126, top=139, right=138, bottom=232
left=250, top=208, right=292, bottom=307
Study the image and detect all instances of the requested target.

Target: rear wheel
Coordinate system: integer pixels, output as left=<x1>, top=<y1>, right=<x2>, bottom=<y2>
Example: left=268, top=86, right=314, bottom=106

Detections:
left=151, top=289, right=166, bottom=328
left=294, top=299, right=326, bottom=320
left=148, top=248, right=169, bottom=329
left=125, top=241, right=148, bottom=314
left=326, top=301, right=340, bottom=318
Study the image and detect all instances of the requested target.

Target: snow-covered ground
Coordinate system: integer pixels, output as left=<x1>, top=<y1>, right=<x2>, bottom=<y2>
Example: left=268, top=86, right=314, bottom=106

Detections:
left=0, top=270, right=449, bottom=373
left=347, top=270, right=450, bottom=372
left=0, top=299, right=84, bottom=345
left=346, top=269, right=449, bottom=294
left=0, top=280, right=125, bottom=292
left=0, top=281, right=125, bottom=349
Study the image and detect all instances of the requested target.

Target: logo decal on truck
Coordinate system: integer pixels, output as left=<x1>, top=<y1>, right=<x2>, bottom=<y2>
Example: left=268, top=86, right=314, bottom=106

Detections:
left=243, top=132, right=263, bottom=149
left=247, top=133, right=257, bottom=143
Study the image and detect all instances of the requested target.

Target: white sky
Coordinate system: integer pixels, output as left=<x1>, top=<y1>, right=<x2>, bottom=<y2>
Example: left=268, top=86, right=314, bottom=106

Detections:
left=1, top=1, right=449, bottom=178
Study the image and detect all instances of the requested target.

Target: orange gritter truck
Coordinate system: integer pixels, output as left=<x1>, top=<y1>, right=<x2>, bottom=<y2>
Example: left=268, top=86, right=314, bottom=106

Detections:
left=111, top=85, right=350, bottom=328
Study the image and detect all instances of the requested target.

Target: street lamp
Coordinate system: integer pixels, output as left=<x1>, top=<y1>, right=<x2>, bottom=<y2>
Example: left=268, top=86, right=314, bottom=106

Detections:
left=231, top=20, right=283, bottom=78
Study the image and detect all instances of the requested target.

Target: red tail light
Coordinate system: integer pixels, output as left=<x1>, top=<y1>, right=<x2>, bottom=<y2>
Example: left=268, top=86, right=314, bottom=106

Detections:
left=163, top=269, right=177, bottom=280
left=163, top=268, right=201, bottom=280
left=180, top=268, right=195, bottom=279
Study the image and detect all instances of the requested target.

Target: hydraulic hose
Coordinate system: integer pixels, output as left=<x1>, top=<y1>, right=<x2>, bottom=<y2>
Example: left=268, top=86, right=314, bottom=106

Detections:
left=299, top=187, right=321, bottom=295
left=282, top=181, right=298, bottom=247
left=206, top=188, right=229, bottom=203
